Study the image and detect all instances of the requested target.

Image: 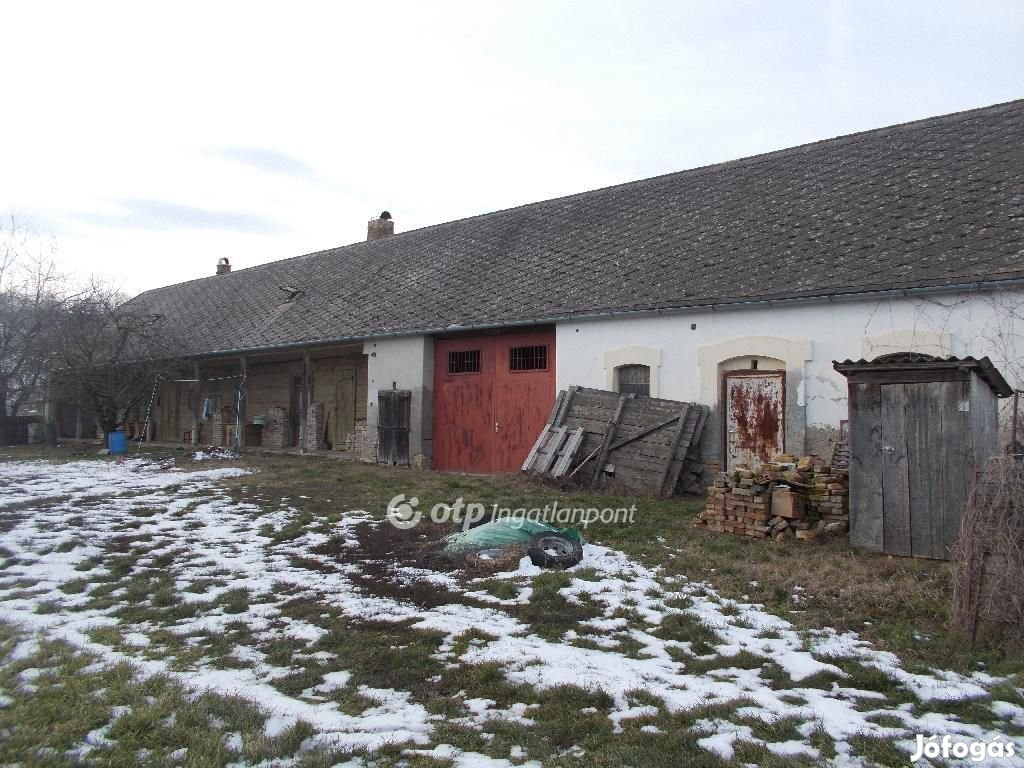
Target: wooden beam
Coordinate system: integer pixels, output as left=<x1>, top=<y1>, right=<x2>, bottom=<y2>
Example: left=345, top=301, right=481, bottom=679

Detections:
left=237, top=356, right=247, bottom=448
left=607, top=412, right=680, bottom=452
left=191, top=361, right=201, bottom=446
left=554, top=385, right=579, bottom=427
left=590, top=393, right=630, bottom=488
left=301, top=351, right=311, bottom=450
left=657, top=406, right=692, bottom=496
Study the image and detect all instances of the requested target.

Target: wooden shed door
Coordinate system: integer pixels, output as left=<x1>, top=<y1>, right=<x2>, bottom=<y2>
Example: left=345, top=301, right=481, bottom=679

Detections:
left=433, top=330, right=556, bottom=473
left=724, top=371, right=785, bottom=469
left=378, top=390, right=411, bottom=466
left=879, top=382, right=968, bottom=559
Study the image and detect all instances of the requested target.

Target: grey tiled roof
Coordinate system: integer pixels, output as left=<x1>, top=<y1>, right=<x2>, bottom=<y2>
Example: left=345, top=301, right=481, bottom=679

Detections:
left=129, top=99, right=1024, bottom=356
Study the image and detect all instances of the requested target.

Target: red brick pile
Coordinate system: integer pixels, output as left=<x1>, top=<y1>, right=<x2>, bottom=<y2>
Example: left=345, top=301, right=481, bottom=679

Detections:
left=696, top=455, right=849, bottom=542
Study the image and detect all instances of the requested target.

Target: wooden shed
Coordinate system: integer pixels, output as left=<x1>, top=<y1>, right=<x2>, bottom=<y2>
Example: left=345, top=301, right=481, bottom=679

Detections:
left=833, top=354, right=1012, bottom=560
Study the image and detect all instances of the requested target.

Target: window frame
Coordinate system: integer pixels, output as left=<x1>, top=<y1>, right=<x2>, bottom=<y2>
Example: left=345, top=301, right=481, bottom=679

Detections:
left=616, top=363, right=651, bottom=397
left=508, top=344, right=549, bottom=373
left=447, top=349, right=482, bottom=376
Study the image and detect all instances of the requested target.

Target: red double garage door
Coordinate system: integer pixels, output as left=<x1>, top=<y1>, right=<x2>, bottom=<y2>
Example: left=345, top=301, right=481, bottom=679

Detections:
left=433, top=329, right=556, bottom=473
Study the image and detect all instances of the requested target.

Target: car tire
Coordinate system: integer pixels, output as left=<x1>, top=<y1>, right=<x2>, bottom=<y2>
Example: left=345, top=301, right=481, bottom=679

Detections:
left=527, top=533, right=583, bottom=569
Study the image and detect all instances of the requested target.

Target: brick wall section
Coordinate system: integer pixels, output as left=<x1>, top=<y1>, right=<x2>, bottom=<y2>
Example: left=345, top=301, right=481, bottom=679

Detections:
left=210, top=409, right=225, bottom=446
left=210, top=407, right=235, bottom=446
left=343, top=421, right=378, bottom=462
left=305, top=403, right=325, bottom=451
left=263, top=407, right=290, bottom=449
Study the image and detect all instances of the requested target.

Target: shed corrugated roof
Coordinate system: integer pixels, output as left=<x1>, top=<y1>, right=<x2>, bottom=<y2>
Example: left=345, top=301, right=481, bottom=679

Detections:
left=833, top=355, right=1014, bottom=397
left=127, top=99, right=1024, bottom=356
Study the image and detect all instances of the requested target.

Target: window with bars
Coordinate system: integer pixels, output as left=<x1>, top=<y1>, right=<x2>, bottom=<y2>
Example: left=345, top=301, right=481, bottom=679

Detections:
left=448, top=349, right=481, bottom=375
left=510, top=345, right=548, bottom=371
left=617, top=364, right=650, bottom=397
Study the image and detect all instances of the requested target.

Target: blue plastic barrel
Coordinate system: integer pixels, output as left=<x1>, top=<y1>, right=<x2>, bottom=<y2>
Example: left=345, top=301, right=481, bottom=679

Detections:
left=108, top=430, right=127, bottom=455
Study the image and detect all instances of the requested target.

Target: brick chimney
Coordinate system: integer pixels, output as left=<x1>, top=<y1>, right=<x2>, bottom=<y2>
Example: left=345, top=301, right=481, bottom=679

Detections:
left=216, top=257, right=231, bottom=275
left=367, top=210, right=394, bottom=241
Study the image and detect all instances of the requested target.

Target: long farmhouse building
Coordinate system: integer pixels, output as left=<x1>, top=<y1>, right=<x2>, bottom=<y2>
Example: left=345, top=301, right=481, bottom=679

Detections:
left=117, top=99, right=1024, bottom=477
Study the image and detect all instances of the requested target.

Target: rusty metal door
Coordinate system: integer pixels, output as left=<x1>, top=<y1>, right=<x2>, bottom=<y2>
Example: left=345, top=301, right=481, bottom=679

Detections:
left=433, top=330, right=555, bottom=472
left=724, top=370, right=784, bottom=469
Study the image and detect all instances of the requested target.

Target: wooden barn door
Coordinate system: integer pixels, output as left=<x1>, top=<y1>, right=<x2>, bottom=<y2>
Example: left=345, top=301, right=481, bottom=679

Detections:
left=724, top=371, right=785, bottom=469
left=433, top=341, right=496, bottom=472
left=335, top=366, right=357, bottom=448
left=494, top=335, right=556, bottom=472
left=433, top=330, right=555, bottom=473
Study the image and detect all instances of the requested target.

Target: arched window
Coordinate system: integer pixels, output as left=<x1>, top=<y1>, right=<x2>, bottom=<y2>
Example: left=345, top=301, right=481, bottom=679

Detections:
left=617, top=364, right=650, bottom=397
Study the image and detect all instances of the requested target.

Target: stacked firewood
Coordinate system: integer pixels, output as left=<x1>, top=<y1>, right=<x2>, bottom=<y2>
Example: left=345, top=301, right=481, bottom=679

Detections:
left=696, top=455, right=849, bottom=542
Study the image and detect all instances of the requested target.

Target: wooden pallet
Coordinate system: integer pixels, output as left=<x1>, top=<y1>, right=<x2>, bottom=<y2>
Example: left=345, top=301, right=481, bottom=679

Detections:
left=522, top=425, right=585, bottom=478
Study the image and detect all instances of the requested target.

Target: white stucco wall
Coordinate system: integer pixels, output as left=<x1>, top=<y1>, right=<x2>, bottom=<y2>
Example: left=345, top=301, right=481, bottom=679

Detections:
left=364, top=336, right=434, bottom=462
left=556, top=288, right=1023, bottom=458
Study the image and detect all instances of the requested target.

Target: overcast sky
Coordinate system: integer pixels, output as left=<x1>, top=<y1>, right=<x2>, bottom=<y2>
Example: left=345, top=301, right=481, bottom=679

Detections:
left=2, top=1, right=1022, bottom=296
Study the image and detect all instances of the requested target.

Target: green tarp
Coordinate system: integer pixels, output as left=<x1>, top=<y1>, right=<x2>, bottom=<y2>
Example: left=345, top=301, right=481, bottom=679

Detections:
left=444, top=519, right=583, bottom=553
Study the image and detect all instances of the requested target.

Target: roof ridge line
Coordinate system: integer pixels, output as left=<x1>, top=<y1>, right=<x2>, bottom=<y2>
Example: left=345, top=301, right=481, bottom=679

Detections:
left=128, top=97, right=1024, bottom=300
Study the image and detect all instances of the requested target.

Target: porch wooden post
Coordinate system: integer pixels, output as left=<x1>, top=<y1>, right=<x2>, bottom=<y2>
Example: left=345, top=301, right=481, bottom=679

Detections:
left=300, top=351, right=311, bottom=450
left=191, top=361, right=202, bottom=446
left=238, top=356, right=248, bottom=448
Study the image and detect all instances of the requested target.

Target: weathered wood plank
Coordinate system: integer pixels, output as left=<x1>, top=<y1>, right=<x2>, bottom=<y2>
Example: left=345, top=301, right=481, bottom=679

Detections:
left=848, top=382, right=882, bottom=552
left=591, top=394, right=630, bottom=487
left=545, top=390, right=567, bottom=428
left=658, top=406, right=691, bottom=496
left=535, top=427, right=569, bottom=474
left=940, top=380, right=971, bottom=560
left=880, top=383, right=911, bottom=557
left=521, top=424, right=551, bottom=472
left=554, top=386, right=579, bottom=427
left=664, top=405, right=708, bottom=495
left=607, top=414, right=680, bottom=452
left=551, top=427, right=585, bottom=478
left=906, top=382, right=935, bottom=558
left=841, top=368, right=971, bottom=387
left=607, top=440, right=677, bottom=463
left=562, top=415, right=619, bottom=436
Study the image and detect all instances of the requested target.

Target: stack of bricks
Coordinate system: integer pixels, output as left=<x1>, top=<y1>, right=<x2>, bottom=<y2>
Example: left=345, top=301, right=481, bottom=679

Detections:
left=696, top=454, right=849, bottom=542
left=262, top=407, right=291, bottom=449
left=801, top=455, right=849, bottom=531
left=701, top=468, right=772, bottom=537
left=210, top=407, right=228, bottom=446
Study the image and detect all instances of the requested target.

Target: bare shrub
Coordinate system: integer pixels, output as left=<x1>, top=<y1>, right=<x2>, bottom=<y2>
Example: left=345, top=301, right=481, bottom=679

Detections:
left=952, top=455, right=1024, bottom=649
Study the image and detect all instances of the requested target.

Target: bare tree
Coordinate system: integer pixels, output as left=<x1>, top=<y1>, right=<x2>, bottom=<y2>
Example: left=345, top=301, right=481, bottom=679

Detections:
left=0, top=217, right=66, bottom=420
left=52, top=279, right=186, bottom=435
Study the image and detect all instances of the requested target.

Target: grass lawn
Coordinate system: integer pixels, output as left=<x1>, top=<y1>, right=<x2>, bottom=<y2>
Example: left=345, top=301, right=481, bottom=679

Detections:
left=0, top=445, right=1021, bottom=767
